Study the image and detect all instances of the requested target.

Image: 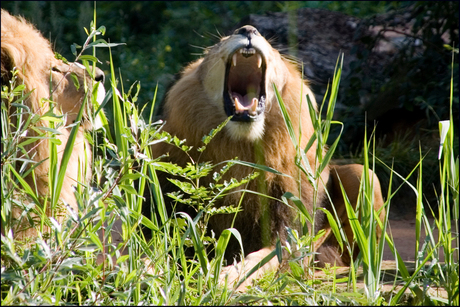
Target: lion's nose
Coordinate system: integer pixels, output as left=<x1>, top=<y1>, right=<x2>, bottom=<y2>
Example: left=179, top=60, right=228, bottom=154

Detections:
left=234, top=25, right=260, bottom=39
left=94, top=67, right=105, bottom=84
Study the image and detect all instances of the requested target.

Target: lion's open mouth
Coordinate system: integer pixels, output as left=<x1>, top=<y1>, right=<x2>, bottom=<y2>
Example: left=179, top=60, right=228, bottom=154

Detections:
left=224, top=47, right=266, bottom=122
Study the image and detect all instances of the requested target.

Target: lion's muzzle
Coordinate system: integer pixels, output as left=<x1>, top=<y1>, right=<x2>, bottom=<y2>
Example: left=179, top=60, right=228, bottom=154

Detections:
left=223, top=26, right=267, bottom=122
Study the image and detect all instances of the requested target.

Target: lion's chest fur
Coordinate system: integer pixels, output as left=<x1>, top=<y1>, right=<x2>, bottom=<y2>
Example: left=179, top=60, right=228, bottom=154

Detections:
left=155, top=116, right=319, bottom=257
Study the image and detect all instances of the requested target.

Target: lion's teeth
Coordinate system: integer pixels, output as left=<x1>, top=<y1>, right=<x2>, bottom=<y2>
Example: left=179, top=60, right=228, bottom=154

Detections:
left=234, top=97, right=244, bottom=113
left=232, top=53, right=237, bottom=67
left=257, top=54, right=262, bottom=68
left=234, top=96, right=259, bottom=115
left=250, top=98, right=258, bottom=115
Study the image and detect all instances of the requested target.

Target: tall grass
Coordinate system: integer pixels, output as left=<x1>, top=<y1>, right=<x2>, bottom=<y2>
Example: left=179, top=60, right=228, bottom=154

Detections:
left=274, top=54, right=388, bottom=305
left=1, top=10, right=458, bottom=306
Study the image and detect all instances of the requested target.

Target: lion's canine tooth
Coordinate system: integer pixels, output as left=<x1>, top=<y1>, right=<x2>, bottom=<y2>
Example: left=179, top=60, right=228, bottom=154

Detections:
left=232, top=53, right=237, bottom=66
left=250, top=98, right=258, bottom=114
left=257, top=54, right=262, bottom=68
left=234, top=97, right=244, bottom=113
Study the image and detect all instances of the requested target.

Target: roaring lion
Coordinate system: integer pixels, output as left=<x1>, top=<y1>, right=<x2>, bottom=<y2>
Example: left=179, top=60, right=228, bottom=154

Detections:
left=1, top=9, right=105, bottom=240
left=151, top=25, right=385, bottom=290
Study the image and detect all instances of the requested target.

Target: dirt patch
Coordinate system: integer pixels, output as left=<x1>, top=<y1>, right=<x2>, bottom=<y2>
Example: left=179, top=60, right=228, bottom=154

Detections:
left=315, top=213, right=455, bottom=304
left=383, top=214, right=455, bottom=262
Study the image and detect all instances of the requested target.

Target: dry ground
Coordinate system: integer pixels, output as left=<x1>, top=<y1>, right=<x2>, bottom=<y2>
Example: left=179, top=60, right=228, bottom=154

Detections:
left=384, top=214, right=455, bottom=262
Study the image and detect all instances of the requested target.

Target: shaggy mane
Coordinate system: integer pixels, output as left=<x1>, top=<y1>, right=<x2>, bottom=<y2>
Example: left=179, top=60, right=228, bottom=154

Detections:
left=1, top=9, right=104, bottom=239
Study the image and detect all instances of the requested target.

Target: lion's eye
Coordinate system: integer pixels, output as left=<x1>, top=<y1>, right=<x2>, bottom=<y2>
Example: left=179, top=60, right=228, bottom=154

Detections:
left=51, top=67, right=62, bottom=73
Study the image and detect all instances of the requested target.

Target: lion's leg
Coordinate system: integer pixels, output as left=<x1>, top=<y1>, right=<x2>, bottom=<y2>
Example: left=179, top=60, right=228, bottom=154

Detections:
left=316, top=164, right=385, bottom=266
left=218, top=247, right=280, bottom=291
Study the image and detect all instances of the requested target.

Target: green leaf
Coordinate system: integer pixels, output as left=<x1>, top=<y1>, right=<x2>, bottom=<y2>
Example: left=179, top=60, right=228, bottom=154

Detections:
left=85, top=39, right=126, bottom=49
left=288, top=261, right=304, bottom=280
left=12, top=84, right=27, bottom=93
left=54, top=52, right=69, bottom=64
left=177, top=212, right=208, bottom=276
left=318, top=207, right=343, bottom=252
left=273, top=83, right=297, bottom=147
left=10, top=91, right=32, bottom=105
left=51, top=93, right=87, bottom=207
left=96, top=25, right=106, bottom=36
left=89, top=232, right=103, bottom=251
left=70, top=43, right=80, bottom=56
left=222, top=159, right=288, bottom=177
left=8, top=164, right=41, bottom=205
left=78, top=54, right=100, bottom=64
left=282, top=192, right=313, bottom=224
left=337, top=177, right=369, bottom=265
left=140, top=215, right=159, bottom=231
left=438, top=120, right=450, bottom=159
left=119, top=184, right=139, bottom=195
left=120, top=172, right=144, bottom=182
left=213, top=228, right=243, bottom=284
left=70, top=72, right=80, bottom=91
left=200, top=116, right=232, bottom=148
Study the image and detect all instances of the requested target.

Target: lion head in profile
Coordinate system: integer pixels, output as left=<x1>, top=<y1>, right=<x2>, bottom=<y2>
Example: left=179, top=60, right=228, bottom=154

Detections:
left=1, top=9, right=105, bottom=239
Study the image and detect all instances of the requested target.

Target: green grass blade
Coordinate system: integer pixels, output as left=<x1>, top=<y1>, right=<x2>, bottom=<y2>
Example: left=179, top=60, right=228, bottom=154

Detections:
left=213, top=228, right=243, bottom=285
left=177, top=212, right=208, bottom=276
left=318, top=207, right=343, bottom=252
left=273, top=83, right=298, bottom=148
left=282, top=192, right=313, bottom=224
left=108, top=47, right=127, bottom=157
left=52, top=96, right=87, bottom=207
left=221, top=159, right=288, bottom=177
left=8, top=164, right=41, bottom=206
left=234, top=247, right=278, bottom=290
left=337, top=178, right=369, bottom=266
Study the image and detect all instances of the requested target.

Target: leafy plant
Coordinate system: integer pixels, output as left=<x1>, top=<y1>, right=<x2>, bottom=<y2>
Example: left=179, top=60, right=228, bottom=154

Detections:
left=2, top=5, right=458, bottom=306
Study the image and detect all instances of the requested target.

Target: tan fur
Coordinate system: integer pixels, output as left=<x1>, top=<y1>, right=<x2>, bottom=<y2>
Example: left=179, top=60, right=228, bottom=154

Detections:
left=1, top=9, right=104, bottom=240
left=151, top=25, right=385, bottom=290
left=317, top=164, right=386, bottom=266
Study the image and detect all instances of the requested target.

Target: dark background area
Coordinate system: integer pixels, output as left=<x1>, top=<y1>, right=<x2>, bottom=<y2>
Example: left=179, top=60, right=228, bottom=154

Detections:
left=1, top=1, right=393, bottom=114
left=2, top=1, right=458, bottom=217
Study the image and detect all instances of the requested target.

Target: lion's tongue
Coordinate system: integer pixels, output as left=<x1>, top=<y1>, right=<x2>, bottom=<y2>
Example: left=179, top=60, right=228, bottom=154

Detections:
left=232, top=92, right=258, bottom=115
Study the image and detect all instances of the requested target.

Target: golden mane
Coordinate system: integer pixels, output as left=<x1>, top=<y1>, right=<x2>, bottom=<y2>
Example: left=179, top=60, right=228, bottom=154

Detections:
left=1, top=9, right=105, bottom=239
